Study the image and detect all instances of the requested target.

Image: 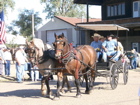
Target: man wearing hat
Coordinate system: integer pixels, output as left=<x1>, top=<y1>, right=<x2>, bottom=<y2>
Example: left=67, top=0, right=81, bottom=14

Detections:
left=15, top=46, right=28, bottom=83
left=102, top=34, right=121, bottom=62
left=90, top=33, right=103, bottom=62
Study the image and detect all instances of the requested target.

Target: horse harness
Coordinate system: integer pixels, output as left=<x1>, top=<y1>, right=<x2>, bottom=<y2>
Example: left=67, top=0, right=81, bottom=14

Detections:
left=55, top=40, right=95, bottom=76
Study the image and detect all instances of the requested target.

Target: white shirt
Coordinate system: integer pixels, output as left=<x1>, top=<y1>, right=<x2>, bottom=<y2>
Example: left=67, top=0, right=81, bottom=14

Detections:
left=4, top=51, right=12, bottom=60
left=15, top=50, right=26, bottom=64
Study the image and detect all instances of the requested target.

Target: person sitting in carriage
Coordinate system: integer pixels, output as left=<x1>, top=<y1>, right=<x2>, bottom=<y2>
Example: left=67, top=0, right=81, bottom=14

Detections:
left=90, top=33, right=103, bottom=62
left=102, top=34, right=121, bottom=63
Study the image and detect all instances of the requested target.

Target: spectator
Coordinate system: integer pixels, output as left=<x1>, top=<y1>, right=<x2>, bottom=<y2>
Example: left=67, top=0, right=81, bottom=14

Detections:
left=127, top=49, right=136, bottom=69
left=0, top=47, right=6, bottom=75
left=4, top=48, right=12, bottom=76
left=31, top=65, right=39, bottom=81
left=15, top=46, right=28, bottom=83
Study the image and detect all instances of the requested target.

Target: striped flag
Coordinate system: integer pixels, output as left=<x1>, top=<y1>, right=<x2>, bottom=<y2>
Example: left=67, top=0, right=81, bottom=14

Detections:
left=0, top=10, right=6, bottom=44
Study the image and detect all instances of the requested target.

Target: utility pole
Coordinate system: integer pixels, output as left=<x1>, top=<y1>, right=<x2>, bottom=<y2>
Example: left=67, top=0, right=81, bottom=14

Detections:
left=86, top=0, right=89, bottom=22
left=32, top=14, right=35, bottom=38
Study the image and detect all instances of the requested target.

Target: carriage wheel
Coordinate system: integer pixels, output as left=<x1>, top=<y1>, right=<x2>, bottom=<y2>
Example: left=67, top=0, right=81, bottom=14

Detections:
left=110, top=63, right=119, bottom=90
left=123, top=62, right=128, bottom=85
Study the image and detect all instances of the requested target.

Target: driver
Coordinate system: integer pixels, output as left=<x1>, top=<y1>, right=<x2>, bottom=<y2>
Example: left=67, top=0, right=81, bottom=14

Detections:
left=102, top=34, right=121, bottom=62
left=90, top=33, right=102, bottom=62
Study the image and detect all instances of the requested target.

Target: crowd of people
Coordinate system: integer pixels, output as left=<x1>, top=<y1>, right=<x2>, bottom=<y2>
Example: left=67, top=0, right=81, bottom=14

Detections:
left=0, top=46, right=42, bottom=83
left=90, top=33, right=139, bottom=69
left=0, top=34, right=139, bottom=83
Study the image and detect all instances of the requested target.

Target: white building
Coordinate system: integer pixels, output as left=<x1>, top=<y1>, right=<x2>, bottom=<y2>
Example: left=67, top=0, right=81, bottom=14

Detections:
left=5, top=33, right=26, bottom=45
left=36, top=16, right=101, bottom=47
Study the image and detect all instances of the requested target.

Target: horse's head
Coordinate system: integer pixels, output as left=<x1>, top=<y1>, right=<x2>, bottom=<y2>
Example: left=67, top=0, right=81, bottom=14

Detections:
left=26, top=40, right=37, bottom=67
left=53, top=33, right=68, bottom=59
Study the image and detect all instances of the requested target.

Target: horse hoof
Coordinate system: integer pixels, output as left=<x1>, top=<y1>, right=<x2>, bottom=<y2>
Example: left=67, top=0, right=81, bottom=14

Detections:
left=75, top=94, right=82, bottom=98
left=59, top=89, right=65, bottom=95
left=52, top=97, right=60, bottom=101
left=85, top=90, right=92, bottom=94
left=66, top=90, right=72, bottom=93
left=41, top=90, right=46, bottom=96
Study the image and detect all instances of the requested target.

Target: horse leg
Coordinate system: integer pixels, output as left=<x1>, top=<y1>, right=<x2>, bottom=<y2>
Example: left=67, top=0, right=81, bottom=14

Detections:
left=65, top=75, right=72, bottom=93
left=84, top=70, right=90, bottom=94
left=53, top=72, right=63, bottom=100
left=41, top=76, right=53, bottom=98
left=75, top=78, right=81, bottom=98
left=60, top=75, right=72, bottom=93
left=41, top=77, right=47, bottom=96
left=45, top=76, right=53, bottom=98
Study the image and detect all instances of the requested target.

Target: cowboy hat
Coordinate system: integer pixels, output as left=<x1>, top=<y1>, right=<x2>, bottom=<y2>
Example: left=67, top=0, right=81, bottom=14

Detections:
left=91, top=33, right=101, bottom=38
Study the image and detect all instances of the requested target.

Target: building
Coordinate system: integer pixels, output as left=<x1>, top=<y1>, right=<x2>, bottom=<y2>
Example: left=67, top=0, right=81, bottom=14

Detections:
left=74, top=0, right=140, bottom=52
left=36, top=16, right=101, bottom=47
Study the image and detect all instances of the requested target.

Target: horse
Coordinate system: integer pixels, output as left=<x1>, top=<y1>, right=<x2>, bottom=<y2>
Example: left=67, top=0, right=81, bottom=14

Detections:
left=53, top=33, right=97, bottom=98
left=26, top=38, right=71, bottom=99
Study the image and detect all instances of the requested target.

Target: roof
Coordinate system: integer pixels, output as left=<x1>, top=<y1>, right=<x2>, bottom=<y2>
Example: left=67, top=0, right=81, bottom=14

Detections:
left=74, top=0, right=103, bottom=5
left=55, top=16, right=101, bottom=26
left=76, top=24, right=129, bottom=31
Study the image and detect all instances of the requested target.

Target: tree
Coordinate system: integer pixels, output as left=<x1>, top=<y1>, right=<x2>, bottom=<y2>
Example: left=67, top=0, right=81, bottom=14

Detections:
left=40, top=0, right=86, bottom=18
left=0, top=0, right=15, bottom=14
left=9, top=9, right=42, bottom=37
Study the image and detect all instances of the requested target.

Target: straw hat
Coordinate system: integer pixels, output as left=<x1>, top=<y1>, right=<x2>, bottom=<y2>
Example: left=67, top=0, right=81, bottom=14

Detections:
left=91, top=33, right=101, bottom=38
left=100, top=36, right=104, bottom=39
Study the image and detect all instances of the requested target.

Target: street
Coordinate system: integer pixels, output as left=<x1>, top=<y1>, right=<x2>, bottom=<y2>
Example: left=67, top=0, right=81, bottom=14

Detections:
left=0, top=64, right=140, bottom=105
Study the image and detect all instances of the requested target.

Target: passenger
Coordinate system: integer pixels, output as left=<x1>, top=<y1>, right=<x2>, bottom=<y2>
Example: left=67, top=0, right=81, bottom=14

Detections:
left=102, top=34, right=121, bottom=62
left=100, top=36, right=107, bottom=62
left=90, top=33, right=102, bottom=62
left=100, top=36, right=106, bottom=42
left=112, top=35, right=124, bottom=55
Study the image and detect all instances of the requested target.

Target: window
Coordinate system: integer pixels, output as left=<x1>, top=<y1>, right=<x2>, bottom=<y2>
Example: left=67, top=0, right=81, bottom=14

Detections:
left=122, top=3, right=125, bottom=15
left=134, top=2, right=138, bottom=11
left=118, top=4, right=121, bottom=15
left=107, top=3, right=125, bottom=17
left=111, top=6, right=114, bottom=16
left=114, top=5, right=117, bottom=16
left=107, top=6, right=111, bottom=17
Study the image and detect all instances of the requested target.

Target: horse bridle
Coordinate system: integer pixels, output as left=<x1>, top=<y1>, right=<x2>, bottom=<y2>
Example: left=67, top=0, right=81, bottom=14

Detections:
left=26, top=47, right=37, bottom=66
left=54, top=39, right=66, bottom=53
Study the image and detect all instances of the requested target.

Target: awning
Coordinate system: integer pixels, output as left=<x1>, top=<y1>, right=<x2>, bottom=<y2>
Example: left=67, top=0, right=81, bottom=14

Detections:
left=76, top=24, right=129, bottom=31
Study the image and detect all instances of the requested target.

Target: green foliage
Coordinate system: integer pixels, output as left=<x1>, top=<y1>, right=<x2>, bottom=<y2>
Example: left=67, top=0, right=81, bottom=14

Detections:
left=9, top=9, right=42, bottom=37
left=41, top=0, right=86, bottom=18
left=0, top=0, right=15, bottom=14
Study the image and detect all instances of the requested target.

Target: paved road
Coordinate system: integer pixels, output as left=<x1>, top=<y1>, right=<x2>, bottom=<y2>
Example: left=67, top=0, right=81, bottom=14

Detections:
left=0, top=64, right=140, bottom=105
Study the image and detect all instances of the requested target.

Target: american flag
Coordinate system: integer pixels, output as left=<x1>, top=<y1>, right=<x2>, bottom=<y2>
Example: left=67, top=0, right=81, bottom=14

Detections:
left=0, top=10, right=6, bottom=44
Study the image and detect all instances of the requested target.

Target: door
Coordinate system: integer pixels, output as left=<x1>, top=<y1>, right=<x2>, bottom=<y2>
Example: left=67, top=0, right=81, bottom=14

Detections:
left=133, top=1, right=140, bottom=17
left=46, top=29, right=67, bottom=45
left=132, top=43, right=139, bottom=52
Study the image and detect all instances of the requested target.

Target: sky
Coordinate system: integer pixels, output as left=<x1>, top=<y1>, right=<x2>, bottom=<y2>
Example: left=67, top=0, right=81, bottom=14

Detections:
left=6, top=0, right=101, bottom=28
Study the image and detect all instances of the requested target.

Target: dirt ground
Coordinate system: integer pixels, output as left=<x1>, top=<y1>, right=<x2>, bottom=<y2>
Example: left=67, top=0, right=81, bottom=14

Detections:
left=0, top=64, right=140, bottom=105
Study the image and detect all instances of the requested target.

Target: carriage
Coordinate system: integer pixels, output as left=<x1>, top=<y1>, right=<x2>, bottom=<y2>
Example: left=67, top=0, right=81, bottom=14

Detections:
left=76, top=24, right=129, bottom=90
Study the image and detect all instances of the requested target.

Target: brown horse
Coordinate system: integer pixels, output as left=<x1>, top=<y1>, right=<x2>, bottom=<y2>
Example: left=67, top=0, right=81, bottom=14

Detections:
left=26, top=38, right=71, bottom=99
left=53, top=33, right=97, bottom=98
